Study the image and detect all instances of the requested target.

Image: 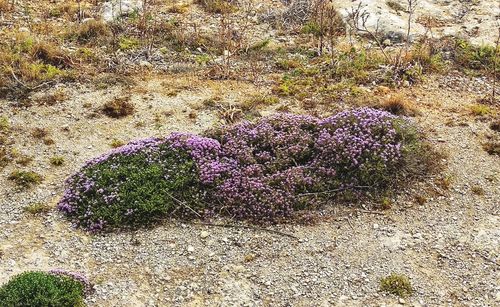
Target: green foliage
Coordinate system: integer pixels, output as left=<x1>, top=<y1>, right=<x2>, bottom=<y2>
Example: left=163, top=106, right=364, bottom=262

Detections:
left=469, top=104, right=492, bottom=116
left=110, top=139, right=125, bottom=148
left=0, top=271, right=85, bottom=307
left=64, top=143, right=207, bottom=230
left=380, top=273, right=413, bottom=298
left=454, top=39, right=500, bottom=73
left=301, top=21, right=322, bottom=37
left=50, top=156, right=65, bottom=166
left=24, top=202, right=51, bottom=215
left=0, top=116, right=9, bottom=131
left=8, top=170, right=42, bottom=187
left=118, top=37, right=140, bottom=51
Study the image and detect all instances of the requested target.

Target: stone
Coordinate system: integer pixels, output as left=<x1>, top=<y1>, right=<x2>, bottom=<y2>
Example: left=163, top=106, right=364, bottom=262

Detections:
left=200, top=231, right=209, bottom=239
left=101, top=0, right=143, bottom=22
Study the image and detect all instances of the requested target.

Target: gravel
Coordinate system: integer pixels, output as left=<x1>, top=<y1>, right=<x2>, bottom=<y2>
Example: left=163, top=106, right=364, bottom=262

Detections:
left=0, top=74, right=499, bottom=306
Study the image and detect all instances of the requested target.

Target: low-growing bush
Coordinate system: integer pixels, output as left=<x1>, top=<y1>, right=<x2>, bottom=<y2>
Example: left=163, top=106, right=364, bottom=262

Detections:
left=380, top=273, right=413, bottom=297
left=59, top=108, right=432, bottom=231
left=58, top=135, right=220, bottom=231
left=0, top=271, right=89, bottom=307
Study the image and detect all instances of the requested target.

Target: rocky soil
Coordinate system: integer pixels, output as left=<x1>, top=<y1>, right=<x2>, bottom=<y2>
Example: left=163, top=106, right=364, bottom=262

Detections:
left=0, top=72, right=499, bottom=306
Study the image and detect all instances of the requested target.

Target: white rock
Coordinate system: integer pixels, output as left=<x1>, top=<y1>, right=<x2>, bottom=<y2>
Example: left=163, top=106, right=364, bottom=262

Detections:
left=101, top=0, right=143, bottom=22
left=187, top=245, right=194, bottom=252
left=200, top=231, right=209, bottom=238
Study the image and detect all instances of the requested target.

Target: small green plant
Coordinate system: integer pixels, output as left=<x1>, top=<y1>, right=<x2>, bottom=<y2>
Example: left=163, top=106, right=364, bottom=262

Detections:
left=301, top=21, right=322, bottom=37
left=0, top=116, right=9, bottom=131
left=118, top=37, right=140, bottom=51
left=8, top=170, right=42, bottom=187
left=380, top=197, right=392, bottom=210
left=380, top=273, right=413, bottom=298
left=50, top=156, right=65, bottom=166
left=0, top=271, right=86, bottom=307
left=469, top=104, right=491, bottom=116
left=24, top=203, right=51, bottom=215
left=110, top=139, right=125, bottom=148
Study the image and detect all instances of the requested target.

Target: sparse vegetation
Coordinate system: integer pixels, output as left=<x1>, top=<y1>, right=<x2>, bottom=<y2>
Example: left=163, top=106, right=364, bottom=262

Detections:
left=8, top=170, right=42, bottom=187
left=50, top=156, right=65, bottom=166
left=469, top=104, right=491, bottom=116
left=483, top=140, right=500, bottom=156
left=110, top=139, right=126, bottom=148
left=24, top=202, right=51, bottom=215
left=471, top=185, right=485, bottom=195
left=102, top=97, right=135, bottom=118
left=32, top=127, right=49, bottom=139
left=380, top=94, right=419, bottom=116
left=380, top=273, right=413, bottom=297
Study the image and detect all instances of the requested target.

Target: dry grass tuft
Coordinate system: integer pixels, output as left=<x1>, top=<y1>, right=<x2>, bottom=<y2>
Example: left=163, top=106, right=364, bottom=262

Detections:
left=70, top=19, right=111, bottom=43
left=102, top=96, right=135, bottom=118
left=379, top=94, right=419, bottom=116
left=31, top=127, right=49, bottom=139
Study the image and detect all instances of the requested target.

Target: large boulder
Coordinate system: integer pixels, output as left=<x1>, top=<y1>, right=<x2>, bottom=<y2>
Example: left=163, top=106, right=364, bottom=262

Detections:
left=101, top=0, right=143, bottom=22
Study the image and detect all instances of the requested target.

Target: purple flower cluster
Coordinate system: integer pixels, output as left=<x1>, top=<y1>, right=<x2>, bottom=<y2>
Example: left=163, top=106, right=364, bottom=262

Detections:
left=211, top=113, right=321, bottom=221
left=314, top=108, right=403, bottom=186
left=166, top=132, right=225, bottom=184
left=58, top=108, right=413, bottom=229
left=48, top=269, right=92, bottom=293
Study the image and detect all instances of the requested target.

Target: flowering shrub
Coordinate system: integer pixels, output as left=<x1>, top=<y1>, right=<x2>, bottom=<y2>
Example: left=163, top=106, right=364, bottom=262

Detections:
left=0, top=271, right=88, bottom=306
left=314, top=108, right=405, bottom=189
left=208, top=113, right=322, bottom=221
left=58, top=135, right=220, bottom=231
left=59, top=108, right=426, bottom=230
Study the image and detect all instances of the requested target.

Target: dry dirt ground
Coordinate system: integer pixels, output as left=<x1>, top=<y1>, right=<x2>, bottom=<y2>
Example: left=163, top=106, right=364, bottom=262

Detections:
left=0, top=72, right=498, bottom=306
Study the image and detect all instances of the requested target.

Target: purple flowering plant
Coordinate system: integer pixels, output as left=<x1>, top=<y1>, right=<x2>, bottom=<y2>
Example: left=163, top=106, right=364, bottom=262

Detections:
left=59, top=108, right=425, bottom=231
left=58, top=134, right=220, bottom=231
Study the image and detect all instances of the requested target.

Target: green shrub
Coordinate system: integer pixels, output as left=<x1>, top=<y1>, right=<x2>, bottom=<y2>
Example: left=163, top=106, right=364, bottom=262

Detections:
left=454, top=39, right=500, bottom=73
left=380, top=273, right=413, bottom=297
left=58, top=136, right=215, bottom=231
left=0, top=271, right=86, bottom=307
